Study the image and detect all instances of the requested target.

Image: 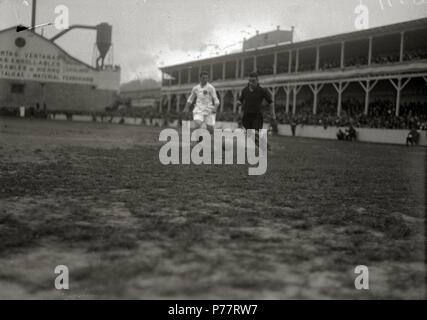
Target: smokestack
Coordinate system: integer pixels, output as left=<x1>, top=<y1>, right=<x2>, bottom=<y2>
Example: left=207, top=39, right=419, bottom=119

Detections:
left=31, top=0, right=37, bottom=29
left=277, top=25, right=280, bottom=30
left=256, top=30, right=259, bottom=35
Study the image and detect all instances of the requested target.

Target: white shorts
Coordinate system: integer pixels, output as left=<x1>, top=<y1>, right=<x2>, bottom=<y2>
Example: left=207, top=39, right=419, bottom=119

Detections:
left=193, top=112, right=216, bottom=127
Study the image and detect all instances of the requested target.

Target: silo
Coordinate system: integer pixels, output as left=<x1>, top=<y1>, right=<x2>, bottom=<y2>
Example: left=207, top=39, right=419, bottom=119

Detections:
left=96, top=23, right=112, bottom=68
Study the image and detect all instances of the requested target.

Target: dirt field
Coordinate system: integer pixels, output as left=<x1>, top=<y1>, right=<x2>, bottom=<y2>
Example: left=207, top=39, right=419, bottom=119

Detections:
left=0, top=117, right=425, bottom=299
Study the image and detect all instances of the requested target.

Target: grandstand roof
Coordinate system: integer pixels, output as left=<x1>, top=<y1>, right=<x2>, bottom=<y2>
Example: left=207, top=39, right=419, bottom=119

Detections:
left=161, top=17, right=427, bottom=72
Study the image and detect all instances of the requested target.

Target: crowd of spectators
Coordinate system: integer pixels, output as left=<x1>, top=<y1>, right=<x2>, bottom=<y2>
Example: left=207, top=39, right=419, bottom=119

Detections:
left=346, top=55, right=368, bottom=67
left=273, top=99, right=427, bottom=130
left=220, top=47, right=427, bottom=76
left=403, top=48, right=427, bottom=61
left=0, top=104, right=245, bottom=128
left=0, top=103, right=48, bottom=119
left=282, top=47, right=427, bottom=73
left=319, top=59, right=340, bottom=70
left=322, top=48, right=427, bottom=69
left=2, top=95, right=426, bottom=131
left=2, top=98, right=426, bottom=131
left=0, top=106, right=20, bottom=117
left=372, top=52, right=400, bottom=64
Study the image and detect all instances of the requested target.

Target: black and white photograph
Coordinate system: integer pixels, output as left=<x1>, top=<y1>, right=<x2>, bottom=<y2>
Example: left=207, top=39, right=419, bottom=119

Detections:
left=0, top=0, right=426, bottom=304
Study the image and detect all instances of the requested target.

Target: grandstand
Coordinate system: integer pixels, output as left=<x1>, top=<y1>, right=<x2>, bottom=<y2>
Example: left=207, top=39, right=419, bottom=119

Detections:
left=159, top=18, right=427, bottom=142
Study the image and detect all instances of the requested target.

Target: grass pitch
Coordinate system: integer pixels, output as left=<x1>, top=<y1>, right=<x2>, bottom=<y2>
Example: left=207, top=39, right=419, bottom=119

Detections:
left=0, top=118, right=425, bottom=299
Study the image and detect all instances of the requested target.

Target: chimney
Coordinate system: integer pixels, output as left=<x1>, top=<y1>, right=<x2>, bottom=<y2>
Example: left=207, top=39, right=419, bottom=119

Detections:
left=256, top=30, right=259, bottom=35
left=277, top=25, right=280, bottom=31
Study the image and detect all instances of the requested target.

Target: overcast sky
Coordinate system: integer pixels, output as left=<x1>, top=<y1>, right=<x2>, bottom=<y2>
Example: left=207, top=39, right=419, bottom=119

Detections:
left=0, top=0, right=426, bottom=83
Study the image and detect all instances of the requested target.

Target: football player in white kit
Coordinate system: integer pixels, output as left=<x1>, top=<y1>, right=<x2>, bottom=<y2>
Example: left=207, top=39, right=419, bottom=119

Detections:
left=184, top=71, right=220, bottom=138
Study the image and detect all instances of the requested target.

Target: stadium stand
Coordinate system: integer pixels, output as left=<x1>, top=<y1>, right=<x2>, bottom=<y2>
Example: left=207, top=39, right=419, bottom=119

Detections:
left=159, top=18, right=427, bottom=136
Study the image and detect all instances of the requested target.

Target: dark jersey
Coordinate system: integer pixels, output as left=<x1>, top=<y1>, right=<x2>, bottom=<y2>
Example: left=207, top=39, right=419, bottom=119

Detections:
left=238, top=84, right=273, bottom=114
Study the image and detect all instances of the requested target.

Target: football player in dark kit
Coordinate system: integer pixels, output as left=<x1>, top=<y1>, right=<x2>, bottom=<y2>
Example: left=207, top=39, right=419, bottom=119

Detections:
left=237, top=72, right=276, bottom=150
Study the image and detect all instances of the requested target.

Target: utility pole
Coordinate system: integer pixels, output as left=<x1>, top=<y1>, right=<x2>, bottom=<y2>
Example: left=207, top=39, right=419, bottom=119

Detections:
left=31, top=0, right=37, bottom=29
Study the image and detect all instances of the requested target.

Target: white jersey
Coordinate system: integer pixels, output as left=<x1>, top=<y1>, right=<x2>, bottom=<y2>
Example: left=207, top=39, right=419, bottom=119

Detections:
left=187, top=83, right=220, bottom=115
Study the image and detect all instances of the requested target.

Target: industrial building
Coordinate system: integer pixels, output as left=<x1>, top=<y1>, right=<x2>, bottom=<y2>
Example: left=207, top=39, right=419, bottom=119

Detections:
left=0, top=22, right=120, bottom=113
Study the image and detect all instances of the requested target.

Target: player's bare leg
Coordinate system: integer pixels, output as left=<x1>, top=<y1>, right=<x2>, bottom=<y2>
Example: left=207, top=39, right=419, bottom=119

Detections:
left=190, top=119, right=204, bottom=147
left=206, top=124, right=214, bottom=143
left=260, top=130, right=271, bottom=152
left=247, top=129, right=270, bottom=153
left=206, top=124, right=219, bottom=154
